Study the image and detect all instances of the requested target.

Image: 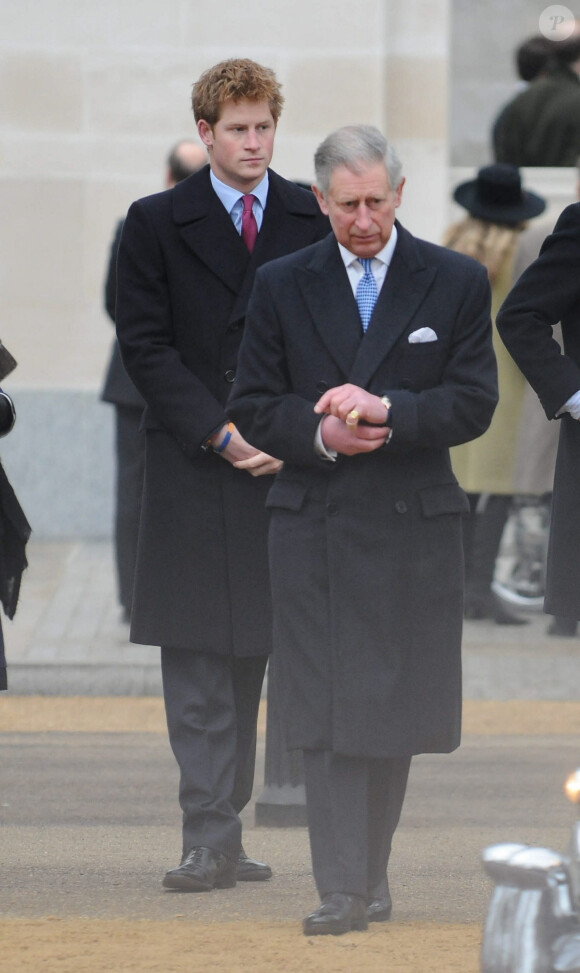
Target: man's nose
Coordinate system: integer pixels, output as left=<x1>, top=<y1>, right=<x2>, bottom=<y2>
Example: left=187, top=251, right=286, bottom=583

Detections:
left=244, top=128, right=261, bottom=148
left=354, top=205, right=372, bottom=228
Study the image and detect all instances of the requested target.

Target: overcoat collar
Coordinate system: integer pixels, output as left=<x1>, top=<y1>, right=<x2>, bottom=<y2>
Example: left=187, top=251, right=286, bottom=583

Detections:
left=295, top=222, right=437, bottom=384
left=172, top=165, right=249, bottom=298
left=172, top=166, right=322, bottom=325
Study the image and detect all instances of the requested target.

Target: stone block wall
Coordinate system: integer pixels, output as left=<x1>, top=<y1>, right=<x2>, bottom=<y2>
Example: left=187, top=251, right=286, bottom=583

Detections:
left=4, top=0, right=553, bottom=536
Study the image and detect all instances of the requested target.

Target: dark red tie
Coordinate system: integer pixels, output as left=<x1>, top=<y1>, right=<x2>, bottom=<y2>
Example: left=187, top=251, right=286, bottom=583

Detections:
left=241, top=194, right=258, bottom=252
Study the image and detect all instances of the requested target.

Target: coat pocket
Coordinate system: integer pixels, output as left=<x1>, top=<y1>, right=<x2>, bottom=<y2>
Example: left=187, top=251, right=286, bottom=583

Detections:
left=418, top=482, right=470, bottom=518
left=265, top=478, right=309, bottom=512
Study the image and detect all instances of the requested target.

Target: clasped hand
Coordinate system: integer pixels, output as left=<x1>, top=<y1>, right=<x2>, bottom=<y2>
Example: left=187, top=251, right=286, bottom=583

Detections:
left=220, top=425, right=283, bottom=476
left=314, top=383, right=390, bottom=456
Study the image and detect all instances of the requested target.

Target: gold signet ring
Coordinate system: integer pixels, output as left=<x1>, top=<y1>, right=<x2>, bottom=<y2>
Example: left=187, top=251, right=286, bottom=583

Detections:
left=346, top=408, right=360, bottom=427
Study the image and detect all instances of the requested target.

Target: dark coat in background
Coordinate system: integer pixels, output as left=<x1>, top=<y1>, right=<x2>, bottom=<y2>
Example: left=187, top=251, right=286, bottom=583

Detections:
left=101, top=219, right=145, bottom=411
left=228, top=225, right=497, bottom=758
left=0, top=390, right=31, bottom=690
left=115, top=165, right=329, bottom=654
left=493, top=66, right=580, bottom=167
left=497, top=203, right=580, bottom=620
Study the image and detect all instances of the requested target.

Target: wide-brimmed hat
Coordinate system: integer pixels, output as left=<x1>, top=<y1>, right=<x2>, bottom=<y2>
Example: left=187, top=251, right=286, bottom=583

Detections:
left=453, top=164, right=546, bottom=224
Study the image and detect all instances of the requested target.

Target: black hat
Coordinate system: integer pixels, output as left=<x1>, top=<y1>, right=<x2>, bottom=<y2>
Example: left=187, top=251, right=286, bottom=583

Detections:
left=453, top=164, right=546, bottom=224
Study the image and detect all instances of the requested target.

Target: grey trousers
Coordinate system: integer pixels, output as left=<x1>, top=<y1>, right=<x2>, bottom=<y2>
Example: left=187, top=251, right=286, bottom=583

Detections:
left=161, top=648, right=267, bottom=861
left=303, top=748, right=411, bottom=899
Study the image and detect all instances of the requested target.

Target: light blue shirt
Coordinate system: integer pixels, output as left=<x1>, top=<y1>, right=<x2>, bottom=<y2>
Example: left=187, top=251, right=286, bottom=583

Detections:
left=209, top=170, right=269, bottom=233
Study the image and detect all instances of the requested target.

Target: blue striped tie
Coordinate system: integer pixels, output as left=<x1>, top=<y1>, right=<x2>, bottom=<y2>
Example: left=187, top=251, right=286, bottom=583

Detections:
left=356, top=258, right=378, bottom=332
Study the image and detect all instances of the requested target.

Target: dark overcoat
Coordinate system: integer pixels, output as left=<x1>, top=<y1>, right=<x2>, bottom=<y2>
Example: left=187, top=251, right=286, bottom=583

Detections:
left=228, top=226, right=497, bottom=758
left=493, top=66, right=580, bottom=167
left=497, top=203, right=580, bottom=620
left=101, top=218, right=145, bottom=410
left=115, top=166, right=329, bottom=653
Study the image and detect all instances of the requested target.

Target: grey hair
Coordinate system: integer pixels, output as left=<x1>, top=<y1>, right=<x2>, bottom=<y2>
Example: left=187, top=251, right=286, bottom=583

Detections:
left=314, top=125, right=403, bottom=196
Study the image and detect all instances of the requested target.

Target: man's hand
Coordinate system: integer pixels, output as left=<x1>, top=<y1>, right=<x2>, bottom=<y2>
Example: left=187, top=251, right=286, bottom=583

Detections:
left=233, top=452, right=283, bottom=475
left=314, top=384, right=390, bottom=455
left=214, top=424, right=283, bottom=476
left=319, top=414, right=388, bottom=455
left=314, top=383, right=390, bottom=427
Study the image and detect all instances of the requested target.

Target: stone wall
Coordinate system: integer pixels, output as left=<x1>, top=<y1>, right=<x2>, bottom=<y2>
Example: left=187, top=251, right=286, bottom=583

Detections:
left=1, top=0, right=562, bottom=536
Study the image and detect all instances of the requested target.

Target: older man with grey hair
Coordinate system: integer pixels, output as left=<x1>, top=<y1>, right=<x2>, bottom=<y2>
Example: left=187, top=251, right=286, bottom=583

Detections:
left=228, top=124, right=497, bottom=936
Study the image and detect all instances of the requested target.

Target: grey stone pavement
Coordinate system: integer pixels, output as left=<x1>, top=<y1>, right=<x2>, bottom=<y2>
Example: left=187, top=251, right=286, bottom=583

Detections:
left=2, top=539, right=580, bottom=928
left=5, top=538, right=580, bottom=698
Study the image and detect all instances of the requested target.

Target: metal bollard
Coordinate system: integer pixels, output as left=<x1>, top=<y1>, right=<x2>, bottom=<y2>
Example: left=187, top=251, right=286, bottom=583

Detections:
left=254, top=655, right=307, bottom=827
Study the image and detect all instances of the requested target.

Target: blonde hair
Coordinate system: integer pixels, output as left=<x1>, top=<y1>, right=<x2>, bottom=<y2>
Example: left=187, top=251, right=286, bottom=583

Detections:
left=442, top=217, right=524, bottom=285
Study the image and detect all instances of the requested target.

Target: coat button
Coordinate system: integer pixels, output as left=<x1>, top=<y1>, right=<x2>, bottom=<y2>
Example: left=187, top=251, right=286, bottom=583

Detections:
left=326, top=502, right=338, bottom=516
left=316, top=381, right=329, bottom=394
left=224, top=369, right=236, bottom=383
left=395, top=500, right=407, bottom=514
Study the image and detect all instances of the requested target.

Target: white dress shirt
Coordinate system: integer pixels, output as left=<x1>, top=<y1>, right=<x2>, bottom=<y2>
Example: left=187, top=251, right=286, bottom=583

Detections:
left=560, top=389, right=580, bottom=420
left=337, top=225, right=398, bottom=297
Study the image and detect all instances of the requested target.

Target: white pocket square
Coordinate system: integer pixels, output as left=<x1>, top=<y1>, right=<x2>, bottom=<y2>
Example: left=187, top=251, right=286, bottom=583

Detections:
left=408, top=327, right=438, bottom=344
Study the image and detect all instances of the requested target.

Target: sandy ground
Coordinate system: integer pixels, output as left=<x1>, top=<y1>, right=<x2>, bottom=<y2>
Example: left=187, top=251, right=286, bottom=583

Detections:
left=4, top=695, right=580, bottom=734
left=2, top=919, right=482, bottom=972
left=4, top=697, right=580, bottom=972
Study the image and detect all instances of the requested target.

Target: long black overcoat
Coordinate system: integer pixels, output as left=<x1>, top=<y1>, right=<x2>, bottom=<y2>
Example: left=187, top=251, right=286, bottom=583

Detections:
left=115, top=166, right=329, bottom=653
left=497, top=203, right=580, bottom=620
left=228, top=226, right=497, bottom=758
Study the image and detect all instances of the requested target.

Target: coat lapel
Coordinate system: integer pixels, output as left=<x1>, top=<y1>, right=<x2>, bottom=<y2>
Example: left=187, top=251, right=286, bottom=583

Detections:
left=349, top=223, right=437, bottom=387
left=172, top=166, right=250, bottom=296
left=296, top=235, right=363, bottom=377
left=228, top=170, right=328, bottom=325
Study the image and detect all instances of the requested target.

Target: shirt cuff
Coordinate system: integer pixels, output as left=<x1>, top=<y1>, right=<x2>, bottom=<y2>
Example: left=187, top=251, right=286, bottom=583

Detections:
left=559, top=390, right=580, bottom=420
left=314, top=418, right=337, bottom=461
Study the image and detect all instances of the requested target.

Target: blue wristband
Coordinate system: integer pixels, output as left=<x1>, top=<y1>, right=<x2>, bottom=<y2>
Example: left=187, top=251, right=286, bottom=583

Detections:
left=213, top=422, right=234, bottom=454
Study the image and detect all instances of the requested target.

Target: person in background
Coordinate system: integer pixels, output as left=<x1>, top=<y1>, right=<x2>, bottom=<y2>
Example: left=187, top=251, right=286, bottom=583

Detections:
left=493, top=35, right=580, bottom=166
left=102, top=140, right=206, bottom=624
left=512, top=34, right=555, bottom=84
left=115, top=59, right=329, bottom=894
left=444, top=164, right=546, bottom=625
left=509, top=163, right=580, bottom=637
left=0, top=381, right=31, bottom=690
left=497, top=201, right=580, bottom=637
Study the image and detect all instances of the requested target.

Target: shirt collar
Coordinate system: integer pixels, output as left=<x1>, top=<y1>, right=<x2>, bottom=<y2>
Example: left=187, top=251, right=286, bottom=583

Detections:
left=209, top=169, right=269, bottom=214
left=338, top=224, right=398, bottom=270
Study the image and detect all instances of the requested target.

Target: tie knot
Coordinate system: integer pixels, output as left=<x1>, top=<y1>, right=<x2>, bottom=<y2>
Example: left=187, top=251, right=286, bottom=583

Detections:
left=359, top=258, right=373, bottom=275
left=242, top=194, right=255, bottom=214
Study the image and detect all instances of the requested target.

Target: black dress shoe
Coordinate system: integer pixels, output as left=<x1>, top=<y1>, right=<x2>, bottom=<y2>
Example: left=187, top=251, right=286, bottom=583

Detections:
left=303, top=892, right=368, bottom=936
left=547, top=616, right=578, bottom=637
left=162, top=846, right=236, bottom=892
left=367, top=877, right=392, bottom=922
left=236, top=845, right=272, bottom=881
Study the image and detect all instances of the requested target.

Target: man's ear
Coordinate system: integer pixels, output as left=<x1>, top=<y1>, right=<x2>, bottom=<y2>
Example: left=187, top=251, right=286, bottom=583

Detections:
left=394, top=177, right=406, bottom=209
left=197, top=119, right=213, bottom=148
left=312, top=184, right=329, bottom=216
